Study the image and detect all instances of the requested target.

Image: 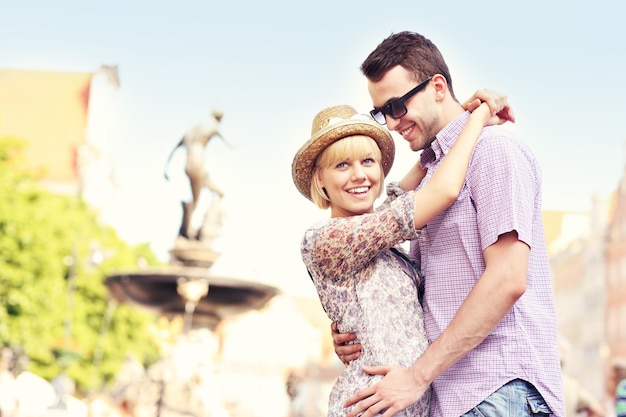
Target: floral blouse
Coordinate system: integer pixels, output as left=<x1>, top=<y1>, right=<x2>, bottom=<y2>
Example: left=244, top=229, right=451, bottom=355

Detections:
left=301, top=186, right=430, bottom=417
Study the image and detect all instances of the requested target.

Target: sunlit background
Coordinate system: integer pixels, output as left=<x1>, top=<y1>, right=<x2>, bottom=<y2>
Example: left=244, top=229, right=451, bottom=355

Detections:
left=1, top=1, right=626, bottom=417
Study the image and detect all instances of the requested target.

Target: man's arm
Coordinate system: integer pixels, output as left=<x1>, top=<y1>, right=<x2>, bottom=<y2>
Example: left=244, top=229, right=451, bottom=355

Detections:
left=344, top=231, right=529, bottom=417
left=331, top=322, right=361, bottom=365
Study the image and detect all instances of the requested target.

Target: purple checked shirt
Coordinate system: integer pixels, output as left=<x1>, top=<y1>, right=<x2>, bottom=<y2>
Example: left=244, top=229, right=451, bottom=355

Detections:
left=410, top=112, right=565, bottom=417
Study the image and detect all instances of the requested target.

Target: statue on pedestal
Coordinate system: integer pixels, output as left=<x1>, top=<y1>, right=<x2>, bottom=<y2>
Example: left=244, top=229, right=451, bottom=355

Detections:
left=163, top=109, right=234, bottom=255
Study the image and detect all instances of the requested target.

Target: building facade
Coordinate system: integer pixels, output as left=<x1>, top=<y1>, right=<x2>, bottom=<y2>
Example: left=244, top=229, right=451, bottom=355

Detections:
left=547, top=196, right=610, bottom=401
left=606, top=165, right=626, bottom=362
left=0, top=66, right=119, bottom=211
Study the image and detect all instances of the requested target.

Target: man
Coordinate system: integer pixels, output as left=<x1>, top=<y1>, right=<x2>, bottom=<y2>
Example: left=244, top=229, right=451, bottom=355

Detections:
left=333, top=31, right=565, bottom=417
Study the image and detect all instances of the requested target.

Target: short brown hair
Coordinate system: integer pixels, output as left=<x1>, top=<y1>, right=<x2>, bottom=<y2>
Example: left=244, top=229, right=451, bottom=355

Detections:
left=361, top=31, right=457, bottom=102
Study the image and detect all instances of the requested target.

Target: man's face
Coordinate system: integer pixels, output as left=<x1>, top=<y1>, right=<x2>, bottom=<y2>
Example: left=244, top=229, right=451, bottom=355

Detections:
left=367, top=65, right=439, bottom=152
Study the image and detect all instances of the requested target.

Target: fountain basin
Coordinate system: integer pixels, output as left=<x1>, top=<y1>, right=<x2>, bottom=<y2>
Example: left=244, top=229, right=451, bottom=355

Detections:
left=105, top=267, right=280, bottom=329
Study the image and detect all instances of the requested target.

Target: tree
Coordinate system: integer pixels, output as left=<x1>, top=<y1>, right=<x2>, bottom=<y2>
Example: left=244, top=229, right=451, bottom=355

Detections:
left=0, top=137, right=161, bottom=393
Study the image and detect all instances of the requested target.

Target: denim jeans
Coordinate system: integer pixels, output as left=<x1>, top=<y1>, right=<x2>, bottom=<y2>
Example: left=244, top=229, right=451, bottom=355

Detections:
left=460, top=379, right=552, bottom=417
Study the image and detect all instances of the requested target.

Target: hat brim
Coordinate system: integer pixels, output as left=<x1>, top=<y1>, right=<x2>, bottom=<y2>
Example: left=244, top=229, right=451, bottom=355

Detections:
left=292, top=119, right=395, bottom=201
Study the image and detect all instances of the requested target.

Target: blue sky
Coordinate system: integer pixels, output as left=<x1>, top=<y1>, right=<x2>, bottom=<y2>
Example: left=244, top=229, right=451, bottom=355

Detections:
left=2, top=1, right=625, bottom=295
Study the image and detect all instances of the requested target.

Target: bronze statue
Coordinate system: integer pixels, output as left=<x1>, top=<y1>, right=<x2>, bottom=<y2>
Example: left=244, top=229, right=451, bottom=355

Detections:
left=164, top=109, right=233, bottom=240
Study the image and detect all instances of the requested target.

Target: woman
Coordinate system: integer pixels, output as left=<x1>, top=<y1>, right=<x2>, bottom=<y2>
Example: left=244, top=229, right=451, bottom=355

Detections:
left=291, top=95, right=512, bottom=417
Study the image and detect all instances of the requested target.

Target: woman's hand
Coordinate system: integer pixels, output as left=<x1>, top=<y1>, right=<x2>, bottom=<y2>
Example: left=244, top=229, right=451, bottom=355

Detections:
left=462, top=88, right=516, bottom=125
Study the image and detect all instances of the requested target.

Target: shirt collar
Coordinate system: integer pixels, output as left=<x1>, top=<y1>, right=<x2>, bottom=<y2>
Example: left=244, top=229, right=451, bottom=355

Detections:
left=420, top=110, right=471, bottom=166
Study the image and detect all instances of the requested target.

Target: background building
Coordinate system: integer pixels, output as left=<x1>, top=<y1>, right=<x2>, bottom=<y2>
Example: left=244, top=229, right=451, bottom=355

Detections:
left=0, top=66, right=119, bottom=211
left=606, top=161, right=626, bottom=361
left=546, top=197, right=611, bottom=402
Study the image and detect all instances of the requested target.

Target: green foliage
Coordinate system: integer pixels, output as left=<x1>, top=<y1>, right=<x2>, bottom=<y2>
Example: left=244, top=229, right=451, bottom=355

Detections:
left=0, top=138, right=163, bottom=394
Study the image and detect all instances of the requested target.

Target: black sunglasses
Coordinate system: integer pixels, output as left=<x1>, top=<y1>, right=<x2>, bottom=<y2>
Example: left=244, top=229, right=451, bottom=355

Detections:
left=369, top=76, right=434, bottom=125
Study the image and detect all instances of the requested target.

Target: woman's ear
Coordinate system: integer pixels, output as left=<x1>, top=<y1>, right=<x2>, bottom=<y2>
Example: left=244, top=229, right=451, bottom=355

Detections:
left=315, top=170, right=324, bottom=189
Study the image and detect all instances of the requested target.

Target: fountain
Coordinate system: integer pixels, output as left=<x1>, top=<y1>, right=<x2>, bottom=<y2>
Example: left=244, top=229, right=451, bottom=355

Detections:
left=103, top=111, right=280, bottom=416
left=105, top=262, right=279, bottom=331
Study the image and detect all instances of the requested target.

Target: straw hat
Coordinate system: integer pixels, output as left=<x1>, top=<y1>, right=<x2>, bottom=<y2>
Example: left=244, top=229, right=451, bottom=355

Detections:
left=292, top=105, right=394, bottom=201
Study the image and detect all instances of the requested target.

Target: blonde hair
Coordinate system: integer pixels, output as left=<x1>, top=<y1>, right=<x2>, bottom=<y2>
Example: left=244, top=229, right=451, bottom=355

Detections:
left=310, top=135, right=384, bottom=209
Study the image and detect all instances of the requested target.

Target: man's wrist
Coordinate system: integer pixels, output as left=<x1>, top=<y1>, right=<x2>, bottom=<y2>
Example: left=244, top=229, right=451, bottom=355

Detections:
left=410, top=358, right=435, bottom=388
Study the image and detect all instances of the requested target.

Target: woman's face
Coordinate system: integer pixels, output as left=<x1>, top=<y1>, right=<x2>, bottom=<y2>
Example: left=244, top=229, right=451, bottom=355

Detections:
left=317, top=149, right=383, bottom=218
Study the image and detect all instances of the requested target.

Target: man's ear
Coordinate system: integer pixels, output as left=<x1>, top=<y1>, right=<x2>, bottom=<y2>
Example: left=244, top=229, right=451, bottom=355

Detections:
left=431, top=74, right=448, bottom=101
